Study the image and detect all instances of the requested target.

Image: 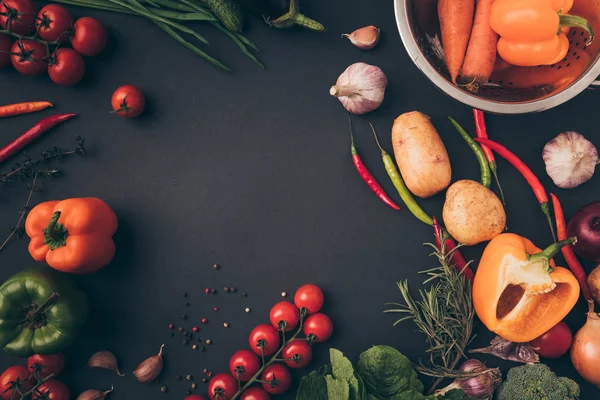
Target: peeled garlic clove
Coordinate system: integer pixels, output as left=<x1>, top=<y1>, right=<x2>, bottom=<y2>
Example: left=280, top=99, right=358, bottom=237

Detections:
left=342, top=25, right=380, bottom=50
left=88, top=351, right=125, bottom=377
left=543, top=131, right=599, bottom=189
left=330, top=62, right=387, bottom=114
left=133, top=344, right=164, bottom=383
left=77, top=386, right=113, bottom=400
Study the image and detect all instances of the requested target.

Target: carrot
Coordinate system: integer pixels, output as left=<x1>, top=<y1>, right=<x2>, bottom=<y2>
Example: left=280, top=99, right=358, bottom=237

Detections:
left=460, top=0, right=498, bottom=93
left=438, top=0, right=475, bottom=84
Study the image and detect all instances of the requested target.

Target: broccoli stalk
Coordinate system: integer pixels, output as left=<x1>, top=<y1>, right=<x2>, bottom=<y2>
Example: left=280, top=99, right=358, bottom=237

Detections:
left=496, top=364, right=580, bottom=400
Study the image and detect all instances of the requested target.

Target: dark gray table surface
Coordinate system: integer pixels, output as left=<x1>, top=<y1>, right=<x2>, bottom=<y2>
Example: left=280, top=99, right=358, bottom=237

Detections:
left=1, top=0, right=600, bottom=399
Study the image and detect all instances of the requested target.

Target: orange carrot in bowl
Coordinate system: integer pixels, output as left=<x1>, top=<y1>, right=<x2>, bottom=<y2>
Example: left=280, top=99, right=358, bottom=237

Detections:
left=460, top=0, right=498, bottom=93
left=438, top=0, right=475, bottom=83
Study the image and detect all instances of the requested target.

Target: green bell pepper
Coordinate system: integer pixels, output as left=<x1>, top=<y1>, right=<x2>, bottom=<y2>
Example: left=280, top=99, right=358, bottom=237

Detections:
left=0, top=269, right=88, bottom=357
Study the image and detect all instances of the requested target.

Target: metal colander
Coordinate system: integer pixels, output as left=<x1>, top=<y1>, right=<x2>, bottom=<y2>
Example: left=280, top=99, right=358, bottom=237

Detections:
left=395, top=0, right=600, bottom=114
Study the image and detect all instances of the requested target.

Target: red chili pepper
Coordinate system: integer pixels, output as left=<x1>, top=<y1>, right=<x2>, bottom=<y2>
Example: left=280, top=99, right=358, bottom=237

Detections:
left=475, top=137, right=556, bottom=241
left=0, top=101, right=53, bottom=118
left=433, top=216, right=474, bottom=280
left=349, top=117, right=400, bottom=211
left=0, top=113, right=76, bottom=165
left=473, top=109, right=505, bottom=204
left=551, top=193, right=592, bottom=301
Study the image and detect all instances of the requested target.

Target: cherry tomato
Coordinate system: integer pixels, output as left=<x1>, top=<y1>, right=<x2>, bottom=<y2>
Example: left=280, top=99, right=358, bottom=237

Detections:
left=294, top=284, right=324, bottom=314
left=111, top=85, right=145, bottom=118
left=303, top=313, right=333, bottom=343
left=32, top=379, right=69, bottom=400
left=207, top=373, right=237, bottom=400
left=48, top=48, right=85, bottom=86
left=71, top=17, right=107, bottom=56
left=0, top=0, right=36, bottom=35
left=249, top=324, right=281, bottom=356
left=269, top=301, right=300, bottom=332
left=261, top=363, right=291, bottom=395
left=0, top=366, right=32, bottom=400
left=282, top=340, right=313, bottom=368
left=0, top=35, right=12, bottom=68
left=36, top=5, right=73, bottom=43
left=241, top=386, right=271, bottom=400
left=11, top=40, right=47, bottom=76
left=184, top=395, right=207, bottom=400
left=530, top=321, right=573, bottom=359
left=229, top=350, right=261, bottom=382
left=27, top=353, right=65, bottom=380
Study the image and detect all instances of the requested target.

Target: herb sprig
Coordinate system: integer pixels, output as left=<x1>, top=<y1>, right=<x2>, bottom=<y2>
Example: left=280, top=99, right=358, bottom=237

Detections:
left=385, top=231, right=476, bottom=393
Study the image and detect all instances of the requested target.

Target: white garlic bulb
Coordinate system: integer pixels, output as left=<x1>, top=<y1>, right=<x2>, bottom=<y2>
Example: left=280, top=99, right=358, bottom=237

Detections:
left=543, top=131, right=598, bottom=189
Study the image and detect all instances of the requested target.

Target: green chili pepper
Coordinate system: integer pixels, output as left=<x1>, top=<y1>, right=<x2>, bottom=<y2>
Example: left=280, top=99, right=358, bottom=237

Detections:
left=369, top=122, right=433, bottom=226
left=449, top=117, right=491, bottom=188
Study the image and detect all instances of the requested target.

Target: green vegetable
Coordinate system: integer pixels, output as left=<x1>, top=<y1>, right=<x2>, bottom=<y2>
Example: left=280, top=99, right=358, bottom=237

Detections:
left=0, top=269, right=88, bottom=357
left=448, top=117, right=491, bottom=188
left=296, top=367, right=329, bottom=400
left=198, top=0, right=245, bottom=32
left=496, top=363, right=580, bottom=400
left=356, top=345, right=423, bottom=398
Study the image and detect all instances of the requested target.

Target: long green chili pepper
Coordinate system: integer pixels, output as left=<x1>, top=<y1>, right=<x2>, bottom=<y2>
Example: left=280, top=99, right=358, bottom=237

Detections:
left=369, top=122, right=433, bottom=226
left=448, top=117, right=491, bottom=188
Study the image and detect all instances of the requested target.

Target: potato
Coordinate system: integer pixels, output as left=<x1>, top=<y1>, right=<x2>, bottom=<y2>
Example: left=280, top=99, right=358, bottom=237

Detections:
left=443, top=180, right=505, bottom=245
left=392, top=111, right=451, bottom=198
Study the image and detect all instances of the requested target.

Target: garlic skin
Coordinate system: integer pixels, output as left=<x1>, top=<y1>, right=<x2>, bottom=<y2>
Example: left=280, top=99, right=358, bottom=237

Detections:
left=133, top=344, right=164, bottom=383
left=543, top=131, right=598, bottom=189
left=343, top=26, right=380, bottom=50
left=330, top=62, right=387, bottom=114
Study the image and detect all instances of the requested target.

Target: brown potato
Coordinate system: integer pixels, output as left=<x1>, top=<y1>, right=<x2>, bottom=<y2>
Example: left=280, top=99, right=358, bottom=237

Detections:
left=392, top=111, right=451, bottom=198
left=443, top=180, right=505, bottom=246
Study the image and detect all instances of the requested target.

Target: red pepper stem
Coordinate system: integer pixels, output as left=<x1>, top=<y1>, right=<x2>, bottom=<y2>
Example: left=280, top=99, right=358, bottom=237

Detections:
left=528, top=237, right=577, bottom=264
left=541, top=202, right=557, bottom=242
left=559, top=14, right=595, bottom=45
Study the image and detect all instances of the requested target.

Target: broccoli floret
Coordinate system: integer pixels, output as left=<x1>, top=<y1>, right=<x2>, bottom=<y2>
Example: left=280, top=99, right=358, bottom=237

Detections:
left=496, top=364, right=580, bottom=400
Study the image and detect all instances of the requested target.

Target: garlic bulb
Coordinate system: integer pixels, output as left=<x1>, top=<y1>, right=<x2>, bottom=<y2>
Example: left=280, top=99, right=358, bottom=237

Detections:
left=330, top=62, right=387, bottom=114
left=543, top=131, right=598, bottom=189
left=342, top=26, right=380, bottom=50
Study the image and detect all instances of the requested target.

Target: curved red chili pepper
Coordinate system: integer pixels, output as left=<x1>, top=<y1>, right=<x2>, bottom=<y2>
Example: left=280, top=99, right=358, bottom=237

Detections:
left=433, top=216, right=474, bottom=280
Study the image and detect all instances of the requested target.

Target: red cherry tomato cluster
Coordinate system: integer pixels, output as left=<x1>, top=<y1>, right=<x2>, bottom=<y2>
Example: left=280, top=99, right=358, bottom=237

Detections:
left=0, top=1, right=107, bottom=86
left=0, top=353, right=69, bottom=400
left=208, top=284, right=333, bottom=400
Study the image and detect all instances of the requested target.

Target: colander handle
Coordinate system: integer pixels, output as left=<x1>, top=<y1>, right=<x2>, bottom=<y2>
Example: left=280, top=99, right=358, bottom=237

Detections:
left=587, top=80, right=600, bottom=90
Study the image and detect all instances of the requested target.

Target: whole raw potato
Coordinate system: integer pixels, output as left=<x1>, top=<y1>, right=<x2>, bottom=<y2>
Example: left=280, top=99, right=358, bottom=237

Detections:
left=443, top=180, right=506, bottom=245
left=392, top=111, right=451, bottom=198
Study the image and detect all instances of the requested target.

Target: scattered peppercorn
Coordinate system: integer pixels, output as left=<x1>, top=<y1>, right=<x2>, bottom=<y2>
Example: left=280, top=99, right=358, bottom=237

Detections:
left=160, top=386, right=168, bottom=393
left=206, top=371, right=212, bottom=377
left=176, top=375, right=182, bottom=381
left=213, top=307, right=219, bottom=312
left=202, top=368, right=208, bottom=374
left=245, top=307, right=251, bottom=313
left=182, top=292, right=188, bottom=298
left=192, top=344, right=198, bottom=350
left=169, top=332, right=175, bottom=337
left=186, top=390, right=192, bottom=395
left=183, top=340, right=189, bottom=345
left=206, top=339, right=212, bottom=345
left=204, top=288, right=210, bottom=294
left=201, top=318, right=208, bottom=324
left=224, top=287, right=230, bottom=293
left=202, top=378, right=208, bottom=383
left=191, top=383, right=197, bottom=389
left=181, top=314, right=188, bottom=320
left=242, top=292, right=247, bottom=297
left=192, top=326, right=199, bottom=333
left=281, top=291, right=287, bottom=297
left=168, top=323, right=174, bottom=330
left=213, top=263, right=219, bottom=269
left=223, top=322, right=229, bottom=328
left=185, top=301, right=191, bottom=306
left=211, top=289, right=217, bottom=294
left=231, top=287, right=237, bottom=292
left=178, top=327, right=184, bottom=333
left=186, top=375, right=193, bottom=381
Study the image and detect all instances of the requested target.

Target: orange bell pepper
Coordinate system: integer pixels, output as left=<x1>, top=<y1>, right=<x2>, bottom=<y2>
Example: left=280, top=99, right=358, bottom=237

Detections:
left=25, top=198, right=118, bottom=274
left=473, top=233, right=580, bottom=343
left=490, top=0, right=594, bottom=67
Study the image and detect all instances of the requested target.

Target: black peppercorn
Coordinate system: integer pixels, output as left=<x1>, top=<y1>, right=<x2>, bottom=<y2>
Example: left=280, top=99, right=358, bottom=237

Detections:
left=175, top=375, right=182, bottom=381
left=182, top=292, right=188, bottom=298
left=182, top=314, right=188, bottom=320
left=183, top=339, right=189, bottom=345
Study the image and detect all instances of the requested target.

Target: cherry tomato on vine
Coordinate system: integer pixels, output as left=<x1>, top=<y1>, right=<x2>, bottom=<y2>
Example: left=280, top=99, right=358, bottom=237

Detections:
left=111, top=85, right=145, bottom=118
left=229, top=349, right=261, bottom=382
left=269, top=301, right=300, bottom=332
left=207, top=373, right=237, bottom=400
left=48, top=48, right=85, bottom=86
left=0, top=35, right=12, bottom=68
left=261, top=363, right=291, bottom=395
left=0, top=366, right=32, bottom=400
left=241, top=386, right=271, bottom=400
left=530, top=321, right=573, bottom=359
left=0, top=0, right=37, bottom=36
left=71, top=17, right=107, bottom=56
left=294, top=284, right=324, bottom=314
left=303, top=313, right=333, bottom=343
left=27, top=353, right=65, bottom=380
left=36, top=5, right=73, bottom=43
left=32, top=379, right=69, bottom=400
left=282, top=340, right=313, bottom=368
left=184, top=395, right=207, bottom=400
left=11, top=40, right=47, bottom=76
left=248, top=324, right=281, bottom=356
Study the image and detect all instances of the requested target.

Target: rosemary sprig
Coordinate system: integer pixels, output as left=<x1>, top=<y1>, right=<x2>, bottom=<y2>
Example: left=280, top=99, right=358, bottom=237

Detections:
left=385, top=232, right=476, bottom=393
left=0, top=136, right=86, bottom=253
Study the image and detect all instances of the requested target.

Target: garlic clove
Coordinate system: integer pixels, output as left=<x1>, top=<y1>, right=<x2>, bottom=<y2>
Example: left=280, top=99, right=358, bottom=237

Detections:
left=88, top=351, right=125, bottom=377
left=342, top=25, right=381, bottom=50
left=76, top=386, right=113, bottom=400
left=543, top=131, right=599, bottom=189
left=133, top=344, right=164, bottom=383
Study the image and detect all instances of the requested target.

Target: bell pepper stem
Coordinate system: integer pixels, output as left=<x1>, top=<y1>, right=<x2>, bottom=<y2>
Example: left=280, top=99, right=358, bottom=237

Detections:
left=559, top=14, right=595, bottom=45
left=43, top=211, right=69, bottom=250
left=528, top=237, right=577, bottom=264
left=26, top=292, right=60, bottom=321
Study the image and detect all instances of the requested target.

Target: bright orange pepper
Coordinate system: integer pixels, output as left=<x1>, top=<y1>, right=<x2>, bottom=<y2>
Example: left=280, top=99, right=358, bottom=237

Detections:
left=490, top=0, right=594, bottom=67
left=25, top=198, right=118, bottom=274
left=473, top=233, right=580, bottom=343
